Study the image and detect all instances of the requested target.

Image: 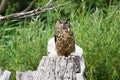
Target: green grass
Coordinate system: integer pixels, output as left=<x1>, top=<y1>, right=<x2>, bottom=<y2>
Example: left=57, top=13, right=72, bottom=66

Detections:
left=0, top=5, right=120, bottom=80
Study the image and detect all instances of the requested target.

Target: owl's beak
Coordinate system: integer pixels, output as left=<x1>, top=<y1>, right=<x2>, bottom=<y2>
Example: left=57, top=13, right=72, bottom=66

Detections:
left=62, top=26, right=67, bottom=29
left=61, top=24, right=64, bottom=26
left=61, top=24, right=64, bottom=28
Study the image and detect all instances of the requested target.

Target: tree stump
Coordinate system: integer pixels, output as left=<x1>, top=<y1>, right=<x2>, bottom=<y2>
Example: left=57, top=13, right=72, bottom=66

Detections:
left=16, top=37, right=87, bottom=80
left=0, top=69, right=11, bottom=80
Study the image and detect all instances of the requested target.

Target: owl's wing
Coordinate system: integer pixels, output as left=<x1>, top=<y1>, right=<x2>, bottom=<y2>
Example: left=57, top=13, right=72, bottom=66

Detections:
left=68, top=28, right=74, bottom=36
left=69, top=29, right=74, bottom=37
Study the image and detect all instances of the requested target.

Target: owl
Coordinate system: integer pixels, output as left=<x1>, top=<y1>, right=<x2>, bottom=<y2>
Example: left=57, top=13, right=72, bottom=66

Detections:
left=54, top=19, right=75, bottom=57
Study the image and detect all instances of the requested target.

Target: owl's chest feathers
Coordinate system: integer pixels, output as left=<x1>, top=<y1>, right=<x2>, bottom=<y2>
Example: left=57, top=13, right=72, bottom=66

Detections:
left=56, top=29, right=74, bottom=42
left=55, top=28, right=75, bottom=56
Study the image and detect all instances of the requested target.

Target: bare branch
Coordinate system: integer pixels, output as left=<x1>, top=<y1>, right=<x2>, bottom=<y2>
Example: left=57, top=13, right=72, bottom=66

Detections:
left=0, top=0, right=72, bottom=22
left=22, top=0, right=37, bottom=12
left=0, top=0, right=8, bottom=14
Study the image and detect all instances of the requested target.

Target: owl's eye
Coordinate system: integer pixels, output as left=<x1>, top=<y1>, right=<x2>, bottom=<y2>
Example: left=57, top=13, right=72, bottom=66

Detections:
left=65, top=21, right=68, bottom=24
left=59, top=21, right=62, bottom=24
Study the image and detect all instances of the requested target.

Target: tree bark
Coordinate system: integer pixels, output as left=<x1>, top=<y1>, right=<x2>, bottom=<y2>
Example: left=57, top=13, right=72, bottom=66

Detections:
left=16, top=56, right=86, bottom=80
left=0, top=0, right=8, bottom=14
left=0, top=69, right=11, bottom=80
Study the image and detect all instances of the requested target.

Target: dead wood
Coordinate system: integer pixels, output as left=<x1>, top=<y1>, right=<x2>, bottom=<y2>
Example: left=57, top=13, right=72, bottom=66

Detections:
left=0, top=0, right=72, bottom=22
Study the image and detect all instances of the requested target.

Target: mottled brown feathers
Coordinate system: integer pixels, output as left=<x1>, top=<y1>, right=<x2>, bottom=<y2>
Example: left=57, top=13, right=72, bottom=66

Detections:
left=55, top=19, right=75, bottom=57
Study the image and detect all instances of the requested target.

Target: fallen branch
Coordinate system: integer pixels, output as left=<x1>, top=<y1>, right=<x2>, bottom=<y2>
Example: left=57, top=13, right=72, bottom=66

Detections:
left=0, top=0, right=72, bottom=22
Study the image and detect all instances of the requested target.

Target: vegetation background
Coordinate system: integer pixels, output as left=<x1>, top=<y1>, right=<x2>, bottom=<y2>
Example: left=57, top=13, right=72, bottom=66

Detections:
left=0, top=0, right=120, bottom=80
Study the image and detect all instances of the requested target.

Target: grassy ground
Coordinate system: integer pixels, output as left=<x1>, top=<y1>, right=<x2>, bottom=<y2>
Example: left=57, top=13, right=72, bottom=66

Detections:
left=0, top=5, right=120, bottom=80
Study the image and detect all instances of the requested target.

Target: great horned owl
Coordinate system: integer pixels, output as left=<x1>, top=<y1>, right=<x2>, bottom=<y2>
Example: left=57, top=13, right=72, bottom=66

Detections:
left=54, top=19, right=75, bottom=57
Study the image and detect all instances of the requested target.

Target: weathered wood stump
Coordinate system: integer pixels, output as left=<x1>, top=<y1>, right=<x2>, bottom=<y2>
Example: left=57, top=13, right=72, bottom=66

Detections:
left=16, top=55, right=86, bottom=80
left=37, top=56, right=81, bottom=80
left=16, top=37, right=87, bottom=80
left=0, top=69, right=11, bottom=80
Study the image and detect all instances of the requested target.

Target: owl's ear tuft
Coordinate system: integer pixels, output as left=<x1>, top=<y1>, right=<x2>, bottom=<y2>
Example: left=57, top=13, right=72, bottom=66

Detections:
left=66, top=18, right=70, bottom=21
left=56, top=19, right=59, bottom=22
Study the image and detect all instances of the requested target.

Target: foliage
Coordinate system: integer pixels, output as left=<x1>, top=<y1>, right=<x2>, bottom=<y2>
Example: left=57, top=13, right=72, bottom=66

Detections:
left=0, top=0, right=120, bottom=80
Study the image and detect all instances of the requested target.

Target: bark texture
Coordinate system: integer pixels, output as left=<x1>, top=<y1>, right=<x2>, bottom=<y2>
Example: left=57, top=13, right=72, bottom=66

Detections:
left=16, top=55, right=85, bottom=80
left=0, top=0, right=8, bottom=14
left=0, top=69, right=11, bottom=80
